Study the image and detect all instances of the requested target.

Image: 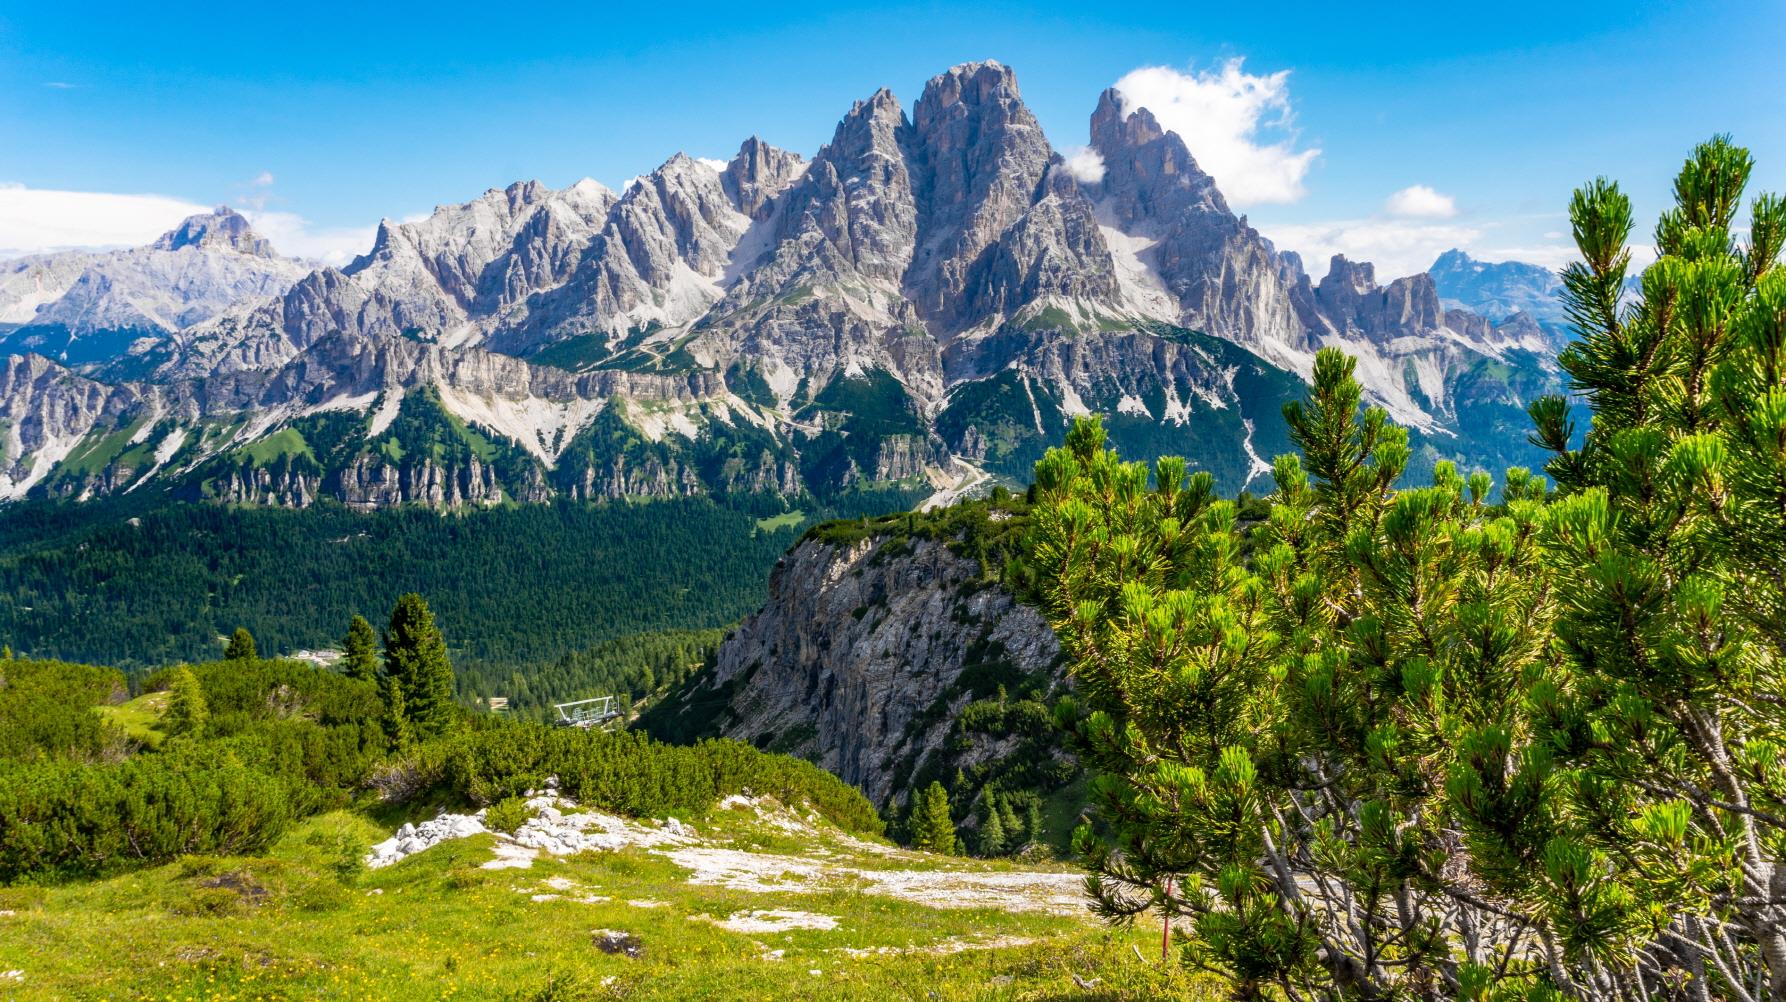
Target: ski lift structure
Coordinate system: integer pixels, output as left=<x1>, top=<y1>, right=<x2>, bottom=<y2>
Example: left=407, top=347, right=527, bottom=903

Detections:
left=553, top=695, right=622, bottom=731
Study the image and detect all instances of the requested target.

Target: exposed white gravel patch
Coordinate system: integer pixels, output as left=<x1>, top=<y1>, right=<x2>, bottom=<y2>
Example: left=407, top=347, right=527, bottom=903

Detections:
left=366, top=789, right=1084, bottom=917
left=367, top=783, right=697, bottom=871
left=703, top=909, right=840, bottom=933
left=666, top=846, right=1085, bottom=915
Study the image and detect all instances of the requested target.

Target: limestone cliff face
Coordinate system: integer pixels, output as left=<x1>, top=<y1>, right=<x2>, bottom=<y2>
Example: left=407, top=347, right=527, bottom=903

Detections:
left=666, top=534, right=1058, bottom=806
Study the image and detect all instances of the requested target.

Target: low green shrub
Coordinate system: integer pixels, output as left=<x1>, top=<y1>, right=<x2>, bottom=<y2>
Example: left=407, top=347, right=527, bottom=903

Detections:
left=0, top=746, right=302, bottom=882
left=483, top=795, right=537, bottom=834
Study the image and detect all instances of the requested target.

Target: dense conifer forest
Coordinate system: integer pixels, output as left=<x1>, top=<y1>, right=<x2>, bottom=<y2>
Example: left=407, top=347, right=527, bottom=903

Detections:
left=0, top=491, right=921, bottom=671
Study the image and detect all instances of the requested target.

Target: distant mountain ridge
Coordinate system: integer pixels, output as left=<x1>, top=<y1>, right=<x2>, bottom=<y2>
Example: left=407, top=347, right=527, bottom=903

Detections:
left=1428, top=248, right=1568, bottom=329
left=0, top=62, right=1571, bottom=508
left=0, top=207, right=309, bottom=368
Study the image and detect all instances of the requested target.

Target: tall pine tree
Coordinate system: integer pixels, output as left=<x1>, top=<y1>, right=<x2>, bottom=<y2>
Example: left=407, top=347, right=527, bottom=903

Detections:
left=342, top=615, right=379, bottom=681
left=379, top=672, right=410, bottom=750
left=906, top=782, right=957, bottom=855
left=978, top=790, right=1007, bottom=857
left=164, top=667, right=208, bottom=739
left=383, top=594, right=454, bottom=738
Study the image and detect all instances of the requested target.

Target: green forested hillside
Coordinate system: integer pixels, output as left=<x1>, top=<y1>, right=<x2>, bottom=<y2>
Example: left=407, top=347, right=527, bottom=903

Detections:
left=0, top=495, right=913, bottom=670
left=455, top=627, right=728, bottom=718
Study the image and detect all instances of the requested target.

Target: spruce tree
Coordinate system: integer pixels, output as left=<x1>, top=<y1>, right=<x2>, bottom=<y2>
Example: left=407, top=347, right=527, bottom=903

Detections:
left=383, top=593, right=455, bottom=737
left=918, top=782, right=956, bottom=855
left=342, top=615, right=379, bottom=681
left=905, top=787, right=934, bottom=850
left=1023, top=800, right=1044, bottom=848
left=905, top=783, right=958, bottom=854
left=997, top=794, right=1020, bottom=847
left=978, top=791, right=1007, bottom=857
left=379, top=672, right=410, bottom=750
left=164, top=667, right=208, bottom=739
left=224, top=628, right=256, bottom=661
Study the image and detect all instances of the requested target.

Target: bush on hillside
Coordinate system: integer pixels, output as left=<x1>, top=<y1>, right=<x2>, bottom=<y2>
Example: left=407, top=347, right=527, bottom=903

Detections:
left=0, top=746, right=302, bottom=882
left=0, top=657, right=125, bottom=762
left=395, top=722, right=883, bottom=838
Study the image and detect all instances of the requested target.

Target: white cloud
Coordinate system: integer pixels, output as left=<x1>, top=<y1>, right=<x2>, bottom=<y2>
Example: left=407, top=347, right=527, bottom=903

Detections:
left=0, top=185, right=210, bottom=254
left=0, top=182, right=373, bottom=268
left=694, top=158, right=729, bottom=174
left=1260, top=218, right=1486, bottom=283
left=1061, top=146, right=1107, bottom=184
left=250, top=171, right=276, bottom=187
left=240, top=210, right=374, bottom=268
left=43, top=81, right=77, bottom=90
left=1112, top=59, right=1319, bottom=207
left=1384, top=185, right=1456, bottom=219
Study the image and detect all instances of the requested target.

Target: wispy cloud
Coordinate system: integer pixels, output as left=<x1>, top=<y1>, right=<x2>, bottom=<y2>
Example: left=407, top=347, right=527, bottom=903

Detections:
left=1112, top=59, right=1319, bottom=207
left=1261, top=217, right=1485, bottom=282
left=239, top=210, right=374, bottom=267
left=42, top=81, right=78, bottom=90
left=0, top=184, right=209, bottom=254
left=0, top=182, right=373, bottom=267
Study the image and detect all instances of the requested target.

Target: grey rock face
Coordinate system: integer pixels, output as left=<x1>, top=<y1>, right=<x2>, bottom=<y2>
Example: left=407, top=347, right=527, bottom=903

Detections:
left=0, top=354, right=141, bottom=497
left=1086, top=89, right=1311, bottom=358
left=1315, top=256, right=1445, bottom=341
left=153, top=207, right=279, bottom=258
left=721, top=137, right=808, bottom=222
left=683, top=535, right=1058, bottom=806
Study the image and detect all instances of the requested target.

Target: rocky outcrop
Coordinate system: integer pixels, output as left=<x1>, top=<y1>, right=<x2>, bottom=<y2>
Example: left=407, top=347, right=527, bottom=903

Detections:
left=1314, top=256, right=1445, bottom=342
left=214, top=463, right=324, bottom=507
left=666, top=535, right=1059, bottom=806
left=561, top=453, right=704, bottom=501
left=329, top=454, right=510, bottom=508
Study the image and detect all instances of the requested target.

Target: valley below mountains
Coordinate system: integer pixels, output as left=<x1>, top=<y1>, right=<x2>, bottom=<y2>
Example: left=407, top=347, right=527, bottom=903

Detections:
left=2, top=61, right=1571, bottom=513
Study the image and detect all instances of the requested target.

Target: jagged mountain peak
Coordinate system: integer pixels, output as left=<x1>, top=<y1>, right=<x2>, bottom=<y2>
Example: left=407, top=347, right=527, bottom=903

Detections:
left=152, top=207, right=279, bottom=259
left=916, top=60, right=1019, bottom=112
left=721, top=137, right=806, bottom=221
left=1321, top=255, right=1379, bottom=295
left=1087, top=88, right=1229, bottom=224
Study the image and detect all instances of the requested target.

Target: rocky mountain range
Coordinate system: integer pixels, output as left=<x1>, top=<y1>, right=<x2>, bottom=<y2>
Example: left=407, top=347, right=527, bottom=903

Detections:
left=0, top=61, right=1573, bottom=508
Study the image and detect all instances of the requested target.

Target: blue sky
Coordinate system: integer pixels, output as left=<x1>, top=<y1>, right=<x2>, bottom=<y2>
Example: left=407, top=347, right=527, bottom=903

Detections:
left=2, top=1, right=1781, bottom=277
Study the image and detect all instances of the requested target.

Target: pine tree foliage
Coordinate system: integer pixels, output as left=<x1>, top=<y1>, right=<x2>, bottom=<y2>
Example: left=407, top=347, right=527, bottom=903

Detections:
left=907, top=782, right=958, bottom=855
left=1519, top=135, right=1786, bottom=999
left=224, top=628, right=256, bottom=661
left=979, top=790, right=1008, bottom=856
left=342, top=615, right=379, bottom=681
left=1029, top=136, right=1786, bottom=1000
left=164, top=667, right=208, bottom=739
left=379, top=672, right=410, bottom=751
left=383, top=593, right=455, bottom=739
